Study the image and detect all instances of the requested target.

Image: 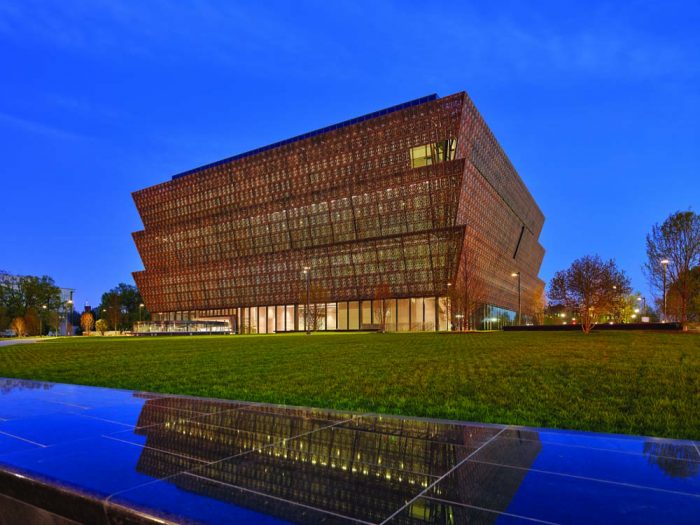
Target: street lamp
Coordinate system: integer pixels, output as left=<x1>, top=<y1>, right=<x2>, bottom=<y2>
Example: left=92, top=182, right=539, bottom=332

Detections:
left=446, top=282, right=452, bottom=331
left=661, top=258, right=669, bottom=322
left=303, top=266, right=311, bottom=334
left=65, top=299, right=73, bottom=336
left=455, top=313, right=464, bottom=332
left=511, top=272, right=521, bottom=325
left=139, top=303, right=145, bottom=322
left=40, top=304, right=47, bottom=336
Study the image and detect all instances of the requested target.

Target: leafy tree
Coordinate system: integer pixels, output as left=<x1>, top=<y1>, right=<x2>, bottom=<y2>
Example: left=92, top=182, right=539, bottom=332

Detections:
left=10, top=317, right=26, bottom=337
left=691, top=267, right=700, bottom=322
left=95, top=318, right=108, bottom=336
left=665, top=266, right=700, bottom=323
left=46, top=310, right=60, bottom=335
left=606, top=292, right=648, bottom=323
left=97, top=283, right=149, bottom=330
left=544, top=303, right=571, bottom=325
left=644, top=211, right=700, bottom=327
left=23, top=308, right=40, bottom=336
left=549, top=255, right=631, bottom=334
left=104, top=292, right=122, bottom=331
left=0, top=305, right=9, bottom=332
left=80, top=312, right=94, bottom=336
left=0, top=272, right=62, bottom=329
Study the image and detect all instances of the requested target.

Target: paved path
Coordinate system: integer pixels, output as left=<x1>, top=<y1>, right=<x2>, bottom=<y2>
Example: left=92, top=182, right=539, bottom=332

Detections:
left=0, top=338, right=39, bottom=347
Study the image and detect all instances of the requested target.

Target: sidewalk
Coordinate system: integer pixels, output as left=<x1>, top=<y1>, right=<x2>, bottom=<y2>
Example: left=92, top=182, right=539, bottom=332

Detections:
left=0, top=338, right=39, bottom=347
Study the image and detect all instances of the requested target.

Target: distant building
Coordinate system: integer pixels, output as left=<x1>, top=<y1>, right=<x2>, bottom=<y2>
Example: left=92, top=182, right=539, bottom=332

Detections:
left=132, top=92, right=545, bottom=333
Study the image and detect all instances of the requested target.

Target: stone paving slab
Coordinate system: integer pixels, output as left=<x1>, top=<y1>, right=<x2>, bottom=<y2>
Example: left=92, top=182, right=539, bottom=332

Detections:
left=0, top=378, right=697, bottom=524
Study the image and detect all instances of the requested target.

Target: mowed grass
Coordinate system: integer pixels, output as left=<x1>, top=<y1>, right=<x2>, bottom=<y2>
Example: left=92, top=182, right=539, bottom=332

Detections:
left=0, top=331, right=698, bottom=440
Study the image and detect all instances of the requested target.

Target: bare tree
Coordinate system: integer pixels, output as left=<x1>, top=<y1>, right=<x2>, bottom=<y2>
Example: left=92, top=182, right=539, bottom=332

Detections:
left=644, top=211, right=700, bottom=327
left=80, top=312, right=95, bottom=336
left=373, top=283, right=391, bottom=332
left=450, top=243, right=486, bottom=330
left=299, top=284, right=329, bottom=332
left=549, top=255, right=631, bottom=334
left=529, top=285, right=546, bottom=325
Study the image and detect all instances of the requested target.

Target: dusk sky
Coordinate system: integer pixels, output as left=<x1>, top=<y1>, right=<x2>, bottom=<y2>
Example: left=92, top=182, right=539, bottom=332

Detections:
left=1, top=1, right=698, bottom=309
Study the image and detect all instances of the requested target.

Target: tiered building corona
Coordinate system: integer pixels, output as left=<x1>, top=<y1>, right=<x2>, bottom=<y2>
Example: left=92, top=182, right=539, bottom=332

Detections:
left=132, top=92, right=545, bottom=333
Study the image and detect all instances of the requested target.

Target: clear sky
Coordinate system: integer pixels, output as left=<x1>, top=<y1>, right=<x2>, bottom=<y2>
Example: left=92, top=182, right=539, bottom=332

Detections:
left=1, top=1, right=698, bottom=309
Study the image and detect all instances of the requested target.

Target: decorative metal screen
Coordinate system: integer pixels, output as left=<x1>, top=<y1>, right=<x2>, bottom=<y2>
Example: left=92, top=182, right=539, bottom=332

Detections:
left=132, top=92, right=545, bottom=328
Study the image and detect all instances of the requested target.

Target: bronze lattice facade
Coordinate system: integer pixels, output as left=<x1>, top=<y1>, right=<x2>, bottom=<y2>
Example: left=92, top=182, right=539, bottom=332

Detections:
left=132, top=92, right=545, bottom=332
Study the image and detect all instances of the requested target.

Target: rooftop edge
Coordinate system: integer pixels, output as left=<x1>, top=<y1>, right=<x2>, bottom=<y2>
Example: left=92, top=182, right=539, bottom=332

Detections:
left=171, top=93, right=439, bottom=181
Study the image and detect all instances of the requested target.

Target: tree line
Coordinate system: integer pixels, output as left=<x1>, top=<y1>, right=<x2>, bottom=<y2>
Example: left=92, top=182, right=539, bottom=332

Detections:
left=0, top=275, right=149, bottom=336
left=79, top=283, right=150, bottom=335
left=548, top=210, right=700, bottom=332
left=0, top=273, right=67, bottom=336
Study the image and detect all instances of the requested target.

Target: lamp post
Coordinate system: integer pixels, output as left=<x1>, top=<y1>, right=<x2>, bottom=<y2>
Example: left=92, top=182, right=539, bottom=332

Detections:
left=446, top=282, right=452, bottom=331
left=138, top=303, right=145, bottom=333
left=65, top=299, right=73, bottom=336
left=511, top=272, right=521, bottom=326
left=455, top=313, right=464, bottom=332
left=303, top=266, right=311, bottom=334
left=661, top=258, right=669, bottom=322
left=40, top=304, right=47, bottom=336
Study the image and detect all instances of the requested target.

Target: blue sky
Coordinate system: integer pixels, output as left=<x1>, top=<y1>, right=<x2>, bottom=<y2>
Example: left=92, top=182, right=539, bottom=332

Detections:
left=1, top=1, right=698, bottom=309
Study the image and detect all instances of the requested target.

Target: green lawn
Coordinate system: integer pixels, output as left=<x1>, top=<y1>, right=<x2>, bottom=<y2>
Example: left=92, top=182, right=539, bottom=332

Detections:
left=0, top=331, right=698, bottom=440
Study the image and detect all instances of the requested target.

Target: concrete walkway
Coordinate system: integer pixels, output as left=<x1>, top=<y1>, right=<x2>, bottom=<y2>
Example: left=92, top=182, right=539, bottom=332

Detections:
left=0, top=338, right=39, bottom=347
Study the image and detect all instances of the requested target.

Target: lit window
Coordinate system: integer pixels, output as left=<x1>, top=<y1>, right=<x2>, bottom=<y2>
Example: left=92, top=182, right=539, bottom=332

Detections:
left=409, top=139, right=457, bottom=169
left=434, top=138, right=457, bottom=162
left=409, top=145, right=432, bottom=168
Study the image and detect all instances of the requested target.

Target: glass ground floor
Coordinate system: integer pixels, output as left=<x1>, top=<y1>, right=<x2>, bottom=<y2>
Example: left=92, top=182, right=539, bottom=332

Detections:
left=139, top=297, right=517, bottom=334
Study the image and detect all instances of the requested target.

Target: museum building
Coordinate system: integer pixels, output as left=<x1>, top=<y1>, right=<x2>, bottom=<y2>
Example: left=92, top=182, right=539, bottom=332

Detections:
left=132, top=91, right=545, bottom=333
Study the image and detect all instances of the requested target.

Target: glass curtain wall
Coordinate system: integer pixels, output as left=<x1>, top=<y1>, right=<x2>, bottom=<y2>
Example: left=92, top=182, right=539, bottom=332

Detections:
left=149, top=298, right=516, bottom=333
left=223, top=297, right=476, bottom=333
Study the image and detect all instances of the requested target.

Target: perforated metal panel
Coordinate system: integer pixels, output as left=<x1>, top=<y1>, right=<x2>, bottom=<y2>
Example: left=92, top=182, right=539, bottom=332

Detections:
left=132, top=92, right=545, bottom=326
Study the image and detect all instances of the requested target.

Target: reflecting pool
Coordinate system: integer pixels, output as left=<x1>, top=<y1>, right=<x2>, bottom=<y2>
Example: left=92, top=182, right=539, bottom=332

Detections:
left=0, top=378, right=697, bottom=524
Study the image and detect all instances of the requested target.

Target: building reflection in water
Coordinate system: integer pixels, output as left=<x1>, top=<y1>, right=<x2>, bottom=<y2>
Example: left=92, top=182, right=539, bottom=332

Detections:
left=644, top=441, right=700, bottom=478
left=0, top=378, right=54, bottom=395
left=131, top=397, right=541, bottom=524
